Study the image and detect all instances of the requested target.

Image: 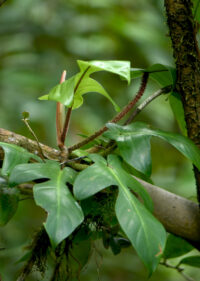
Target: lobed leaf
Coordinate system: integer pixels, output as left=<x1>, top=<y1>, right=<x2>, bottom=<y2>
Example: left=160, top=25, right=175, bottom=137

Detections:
left=39, top=60, right=130, bottom=111
left=74, top=154, right=165, bottom=274
left=0, top=142, right=42, bottom=177
left=10, top=161, right=84, bottom=248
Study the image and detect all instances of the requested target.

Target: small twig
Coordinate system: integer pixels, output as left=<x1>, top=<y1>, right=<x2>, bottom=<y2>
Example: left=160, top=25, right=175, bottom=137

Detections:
left=22, top=117, right=46, bottom=162
left=124, top=85, right=172, bottom=125
left=160, top=260, right=195, bottom=281
left=56, top=70, right=67, bottom=149
left=68, top=72, right=149, bottom=153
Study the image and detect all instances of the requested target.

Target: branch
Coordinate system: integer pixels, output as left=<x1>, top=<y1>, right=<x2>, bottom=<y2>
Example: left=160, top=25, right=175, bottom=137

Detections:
left=134, top=177, right=200, bottom=247
left=164, top=0, right=200, bottom=203
left=68, top=72, right=149, bottom=153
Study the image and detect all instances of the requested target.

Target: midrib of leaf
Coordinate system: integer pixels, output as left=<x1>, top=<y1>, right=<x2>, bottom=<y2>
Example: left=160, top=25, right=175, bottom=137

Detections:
left=74, top=66, right=90, bottom=93
left=107, top=166, right=150, bottom=252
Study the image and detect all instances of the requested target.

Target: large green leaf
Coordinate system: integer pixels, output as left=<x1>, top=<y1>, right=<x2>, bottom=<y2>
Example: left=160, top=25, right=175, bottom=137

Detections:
left=39, top=60, right=130, bottom=111
left=74, top=154, right=165, bottom=274
left=0, top=186, right=19, bottom=226
left=0, top=142, right=42, bottom=177
left=169, top=91, right=187, bottom=136
left=9, top=161, right=84, bottom=248
left=105, top=122, right=200, bottom=175
left=163, top=234, right=193, bottom=259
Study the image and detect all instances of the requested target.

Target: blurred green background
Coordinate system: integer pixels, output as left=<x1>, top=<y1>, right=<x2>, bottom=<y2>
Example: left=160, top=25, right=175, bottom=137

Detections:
left=0, top=0, right=199, bottom=280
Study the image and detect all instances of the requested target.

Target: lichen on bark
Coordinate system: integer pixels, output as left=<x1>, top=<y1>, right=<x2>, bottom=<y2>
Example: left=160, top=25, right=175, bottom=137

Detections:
left=164, top=0, right=200, bottom=203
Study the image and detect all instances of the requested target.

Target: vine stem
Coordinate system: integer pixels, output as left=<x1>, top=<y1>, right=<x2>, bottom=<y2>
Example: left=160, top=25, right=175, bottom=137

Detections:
left=160, top=261, right=194, bottom=281
left=68, top=72, right=149, bottom=153
left=60, top=66, right=90, bottom=147
left=56, top=70, right=67, bottom=149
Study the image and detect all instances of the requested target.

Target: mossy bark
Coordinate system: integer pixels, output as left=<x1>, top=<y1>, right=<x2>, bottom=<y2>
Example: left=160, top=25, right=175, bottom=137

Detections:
left=164, top=0, right=200, bottom=203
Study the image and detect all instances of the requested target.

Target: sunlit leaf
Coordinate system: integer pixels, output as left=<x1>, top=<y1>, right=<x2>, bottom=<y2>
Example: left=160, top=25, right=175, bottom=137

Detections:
left=39, top=60, right=130, bottom=111
left=9, top=161, right=84, bottom=248
left=0, top=142, right=42, bottom=177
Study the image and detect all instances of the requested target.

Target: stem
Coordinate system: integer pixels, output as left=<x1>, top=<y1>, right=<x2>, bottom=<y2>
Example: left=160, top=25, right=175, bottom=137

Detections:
left=56, top=70, right=67, bottom=149
left=124, top=85, right=172, bottom=125
left=60, top=66, right=90, bottom=147
left=160, top=261, right=194, bottom=281
left=68, top=72, right=149, bottom=153
left=22, top=118, right=46, bottom=162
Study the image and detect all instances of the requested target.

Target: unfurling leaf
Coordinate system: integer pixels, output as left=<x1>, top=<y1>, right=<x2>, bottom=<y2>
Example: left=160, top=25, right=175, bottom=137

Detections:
left=39, top=60, right=131, bottom=111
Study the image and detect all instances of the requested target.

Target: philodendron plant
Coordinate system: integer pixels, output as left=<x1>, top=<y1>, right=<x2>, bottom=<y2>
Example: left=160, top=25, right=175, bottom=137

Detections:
left=0, top=60, right=199, bottom=280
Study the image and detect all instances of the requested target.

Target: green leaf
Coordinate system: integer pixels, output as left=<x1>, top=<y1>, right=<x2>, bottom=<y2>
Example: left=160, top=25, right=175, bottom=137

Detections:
left=180, top=256, right=200, bottom=268
left=147, top=64, right=176, bottom=88
left=73, top=76, right=120, bottom=111
left=39, top=75, right=75, bottom=107
left=39, top=60, right=130, bottom=111
left=74, top=154, right=165, bottom=274
left=77, top=60, right=131, bottom=83
left=163, top=234, right=193, bottom=259
left=193, top=0, right=200, bottom=22
left=105, top=122, right=200, bottom=174
left=130, top=64, right=176, bottom=88
left=169, top=92, right=187, bottom=136
left=0, top=187, right=19, bottom=226
left=9, top=161, right=84, bottom=248
left=0, top=142, right=42, bottom=177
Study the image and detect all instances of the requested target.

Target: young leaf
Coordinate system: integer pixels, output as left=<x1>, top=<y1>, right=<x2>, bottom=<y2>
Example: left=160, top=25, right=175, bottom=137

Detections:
left=39, top=76, right=75, bottom=107
left=77, top=60, right=131, bottom=83
left=0, top=142, right=42, bottom=177
left=105, top=122, right=200, bottom=174
left=179, top=256, right=200, bottom=268
left=163, top=234, right=193, bottom=259
left=0, top=187, right=19, bottom=226
left=39, top=60, right=130, bottom=111
left=9, top=161, right=84, bottom=248
left=169, top=91, right=187, bottom=136
left=74, top=154, right=165, bottom=274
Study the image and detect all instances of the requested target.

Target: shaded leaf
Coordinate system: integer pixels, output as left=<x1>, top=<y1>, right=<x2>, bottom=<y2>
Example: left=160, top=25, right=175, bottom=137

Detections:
left=163, top=234, right=193, bottom=259
left=130, top=64, right=176, bottom=88
left=0, top=187, right=19, bottom=226
left=74, top=154, right=165, bottom=274
left=105, top=122, right=200, bottom=174
left=180, top=256, right=200, bottom=268
left=169, top=91, right=187, bottom=136
left=9, top=161, right=84, bottom=248
left=0, top=142, right=42, bottom=177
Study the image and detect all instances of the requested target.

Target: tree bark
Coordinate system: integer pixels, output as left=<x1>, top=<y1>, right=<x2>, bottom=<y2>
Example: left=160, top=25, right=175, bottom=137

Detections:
left=164, top=0, right=200, bottom=203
